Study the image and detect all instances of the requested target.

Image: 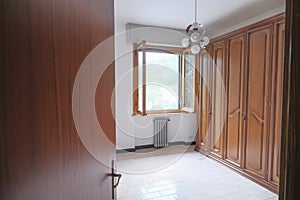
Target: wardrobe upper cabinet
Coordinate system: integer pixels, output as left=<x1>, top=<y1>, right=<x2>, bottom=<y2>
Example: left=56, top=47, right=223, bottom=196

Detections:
left=269, top=20, right=285, bottom=186
left=225, top=34, right=246, bottom=167
left=211, top=41, right=227, bottom=158
left=198, top=47, right=213, bottom=151
left=244, top=25, right=272, bottom=179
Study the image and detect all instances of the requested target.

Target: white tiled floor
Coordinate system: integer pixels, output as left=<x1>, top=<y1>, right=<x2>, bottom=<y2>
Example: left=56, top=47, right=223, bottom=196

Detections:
left=116, top=145, right=278, bottom=200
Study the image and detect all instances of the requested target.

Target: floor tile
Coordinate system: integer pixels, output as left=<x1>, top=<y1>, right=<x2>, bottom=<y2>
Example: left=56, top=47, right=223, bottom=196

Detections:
left=116, top=145, right=278, bottom=200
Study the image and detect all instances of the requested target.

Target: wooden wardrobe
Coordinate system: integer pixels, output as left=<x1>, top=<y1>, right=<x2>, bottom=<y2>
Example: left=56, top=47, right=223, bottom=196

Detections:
left=196, top=13, right=285, bottom=193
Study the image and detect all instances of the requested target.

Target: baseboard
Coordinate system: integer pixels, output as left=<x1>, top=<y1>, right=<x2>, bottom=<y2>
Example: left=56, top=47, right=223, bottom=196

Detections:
left=185, top=141, right=196, bottom=145
left=116, top=148, right=136, bottom=153
left=117, top=141, right=196, bottom=153
left=168, top=141, right=185, bottom=145
left=135, top=144, right=155, bottom=150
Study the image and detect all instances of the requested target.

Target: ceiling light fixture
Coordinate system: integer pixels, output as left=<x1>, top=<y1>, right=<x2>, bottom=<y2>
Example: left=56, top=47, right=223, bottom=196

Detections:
left=181, top=0, right=209, bottom=54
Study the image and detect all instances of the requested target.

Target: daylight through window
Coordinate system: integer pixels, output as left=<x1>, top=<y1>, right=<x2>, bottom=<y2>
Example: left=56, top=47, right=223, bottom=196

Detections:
left=133, top=44, right=197, bottom=115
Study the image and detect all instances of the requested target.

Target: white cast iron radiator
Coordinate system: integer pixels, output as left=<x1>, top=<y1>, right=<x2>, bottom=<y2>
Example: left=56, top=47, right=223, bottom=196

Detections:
left=153, top=118, right=169, bottom=148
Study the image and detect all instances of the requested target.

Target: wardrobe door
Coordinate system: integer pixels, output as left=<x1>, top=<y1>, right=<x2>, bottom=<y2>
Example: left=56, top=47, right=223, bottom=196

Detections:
left=225, top=34, right=245, bottom=167
left=211, top=41, right=227, bottom=158
left=198, top=47, right=213, bottom=151
left=244, top=25, right=272, bottom=179
left=269, top=20, right=285, bottom=186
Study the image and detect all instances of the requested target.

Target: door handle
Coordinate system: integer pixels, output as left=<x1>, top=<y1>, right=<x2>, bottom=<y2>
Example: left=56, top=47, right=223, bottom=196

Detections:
left=111, top=160, right=122, bottom=199
left=112, top=172, right=122, bottom=188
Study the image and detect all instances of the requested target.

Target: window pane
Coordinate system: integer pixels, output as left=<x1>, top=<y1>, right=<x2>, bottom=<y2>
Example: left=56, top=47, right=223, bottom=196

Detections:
left=184, top=53, right=195, bottom=111
left=145, top=51, right=179, bottom=111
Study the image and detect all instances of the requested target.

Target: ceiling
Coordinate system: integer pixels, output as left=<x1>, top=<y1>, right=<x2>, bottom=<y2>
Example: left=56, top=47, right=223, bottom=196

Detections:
left=115, top=0, right=285, bottom=37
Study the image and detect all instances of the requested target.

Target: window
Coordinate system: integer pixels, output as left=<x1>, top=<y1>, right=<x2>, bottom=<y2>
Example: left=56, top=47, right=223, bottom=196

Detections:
left=133, top=44, right=197, bottom=115
left=182, top=53, right=196, bottom=112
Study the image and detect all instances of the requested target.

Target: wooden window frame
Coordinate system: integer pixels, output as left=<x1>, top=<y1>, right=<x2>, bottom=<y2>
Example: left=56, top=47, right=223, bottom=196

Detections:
left=181, top=49, right=199, bottom=112
left=133, top=43, right=198, bottom=115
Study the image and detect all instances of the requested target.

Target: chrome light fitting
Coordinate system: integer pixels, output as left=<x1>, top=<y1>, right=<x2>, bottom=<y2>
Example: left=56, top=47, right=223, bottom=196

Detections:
left=182, top=0, right=209, bottom=54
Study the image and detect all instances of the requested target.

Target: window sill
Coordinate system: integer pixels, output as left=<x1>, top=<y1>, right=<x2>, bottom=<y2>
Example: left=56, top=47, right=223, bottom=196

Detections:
left=132, top=109, right=195, bottom=116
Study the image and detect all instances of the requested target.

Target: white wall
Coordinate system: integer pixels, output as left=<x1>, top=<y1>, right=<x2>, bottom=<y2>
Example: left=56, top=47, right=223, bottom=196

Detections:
left=114, top=3, right=197, bottom=150
left=133, top=113, right=197, bottom=147
left=114, top=20, right=136, bottom=149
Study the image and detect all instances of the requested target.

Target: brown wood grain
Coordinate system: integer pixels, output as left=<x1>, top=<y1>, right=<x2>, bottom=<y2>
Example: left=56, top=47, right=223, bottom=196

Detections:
left=197, top=47, right=213, bottom=151
left=0, top=0, right=115, bottom=199
left=226, top=34, right=246, bottom=167
left=196, top=13, right=285, bottom=193
left=210, top=13, right=285, bottom=44
left=269, top=20, right=285, bottom=187
left=244, top=25, right=272, bottom=179
left=279, top=0, right=300, bottom=199
left=211, top=41, right=227, bottom=158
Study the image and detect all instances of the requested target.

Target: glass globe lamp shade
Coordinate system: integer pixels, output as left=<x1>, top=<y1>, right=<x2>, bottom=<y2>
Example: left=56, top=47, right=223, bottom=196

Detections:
left=191, top=44, right=201, bottom=54
left=191, top=32, right=200, bottom=42
left=200, top=36, right=210, bottom=47
left=181, top=37, right=190, bottom=48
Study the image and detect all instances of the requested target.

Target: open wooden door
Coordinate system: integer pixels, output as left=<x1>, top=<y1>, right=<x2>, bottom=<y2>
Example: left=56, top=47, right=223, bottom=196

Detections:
left=0, top=0, right=116, bottom=199
left=279, top=0, right=300, bottom=199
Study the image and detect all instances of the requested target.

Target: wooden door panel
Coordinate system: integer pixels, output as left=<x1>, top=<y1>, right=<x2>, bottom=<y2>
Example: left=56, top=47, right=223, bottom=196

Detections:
left=247, top=116, right=264, bottom=170
left=0, top=0, right=115, bottom=200
left=211, top=42, right=226, bottom=157
left=226, top=35, right=245, bottom=166
left=199, top=48, right=212, bottom=150
left=200, top=76, right=210, bottom=146
left=269, top=20, right=285, bottom=185
left=227, top=114, right=240, bottom=160
left=245, top=26, right=271, bottom=178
